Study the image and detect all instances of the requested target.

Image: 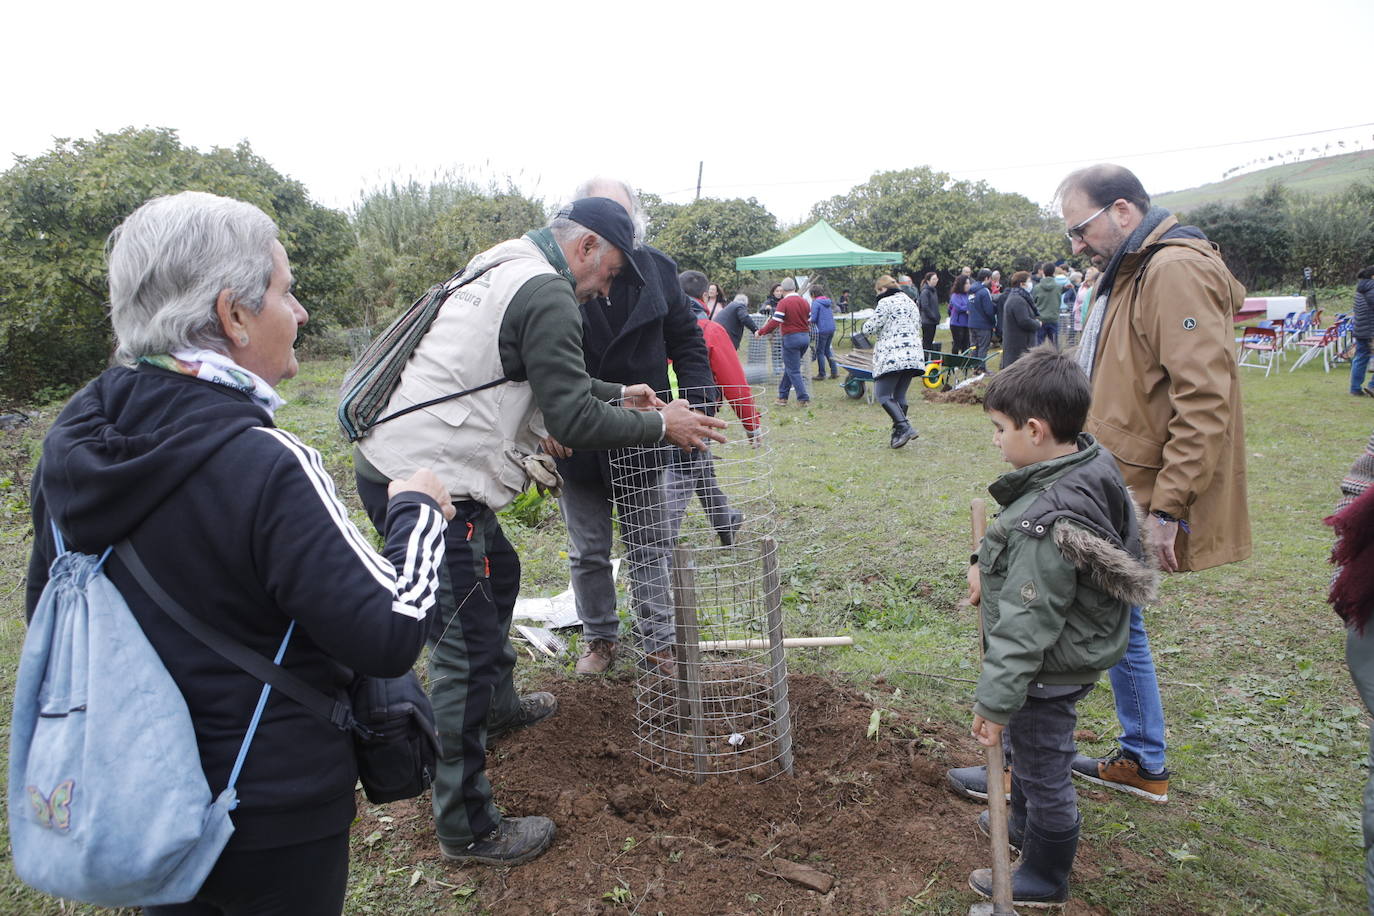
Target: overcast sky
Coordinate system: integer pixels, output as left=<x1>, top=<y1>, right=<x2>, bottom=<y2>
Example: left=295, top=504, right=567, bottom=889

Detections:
left=4, top=0, right=1370, bottom=225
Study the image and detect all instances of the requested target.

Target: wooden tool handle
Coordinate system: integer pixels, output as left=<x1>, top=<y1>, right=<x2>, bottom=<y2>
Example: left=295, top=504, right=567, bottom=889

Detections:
left=972, top=498, right=1016, bottom=914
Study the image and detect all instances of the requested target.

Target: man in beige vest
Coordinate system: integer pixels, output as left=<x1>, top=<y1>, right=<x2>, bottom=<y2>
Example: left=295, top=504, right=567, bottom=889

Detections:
left=353, top=198, right=726, bottom=867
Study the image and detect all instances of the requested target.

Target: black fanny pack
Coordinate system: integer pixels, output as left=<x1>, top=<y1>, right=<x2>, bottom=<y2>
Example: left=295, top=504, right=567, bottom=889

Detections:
left=115, top=541, right=440, bottom=805
left=348, top=671, right=440, bottom=803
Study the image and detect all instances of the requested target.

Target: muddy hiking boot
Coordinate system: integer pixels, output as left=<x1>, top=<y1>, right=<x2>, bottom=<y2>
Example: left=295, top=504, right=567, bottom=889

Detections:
left=969, top=817, right=1080, bottom=908
left=946, top=763, right=1012, bottom=802
left=575, top=638, right=617, bottom=675
left=488, top=692, right=558, bottom=741
left=1071, top=747, right=1170, bottom=804
left=440, top=816, right=556, bottom=867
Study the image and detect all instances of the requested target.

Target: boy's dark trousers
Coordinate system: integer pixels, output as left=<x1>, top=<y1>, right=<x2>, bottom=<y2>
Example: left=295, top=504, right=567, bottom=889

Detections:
left=1008, top=684, right=1095, bottom=834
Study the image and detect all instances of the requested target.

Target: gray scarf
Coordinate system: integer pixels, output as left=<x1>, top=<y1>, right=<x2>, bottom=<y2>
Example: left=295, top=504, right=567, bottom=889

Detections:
left=1074, top=206, right=1171, bottom=380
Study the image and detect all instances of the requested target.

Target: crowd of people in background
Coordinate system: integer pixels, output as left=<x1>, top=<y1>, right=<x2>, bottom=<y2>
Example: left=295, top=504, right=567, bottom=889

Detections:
left=688, top=257, right=1104, bottom=395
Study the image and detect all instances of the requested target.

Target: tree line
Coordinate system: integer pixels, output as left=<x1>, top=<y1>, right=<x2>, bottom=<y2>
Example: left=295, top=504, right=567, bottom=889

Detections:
left=2, top=127, right=1369, bottom=403
left=1177, top=181, right=1374, bottom=292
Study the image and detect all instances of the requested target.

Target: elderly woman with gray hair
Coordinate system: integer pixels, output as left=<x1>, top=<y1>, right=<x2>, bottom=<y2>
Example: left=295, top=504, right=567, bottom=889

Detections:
left=24, top=191, right=453, bottom=915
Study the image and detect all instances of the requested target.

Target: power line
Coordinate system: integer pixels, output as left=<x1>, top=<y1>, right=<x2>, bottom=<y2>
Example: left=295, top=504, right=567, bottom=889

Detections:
left=953, top=121, right=1374, bottom=175
left=663, top=121, right=1374, bottom=199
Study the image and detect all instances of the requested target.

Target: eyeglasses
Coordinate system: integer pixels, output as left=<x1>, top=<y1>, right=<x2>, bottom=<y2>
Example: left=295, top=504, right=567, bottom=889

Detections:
left=1064, top=203, right=1110, bottom=243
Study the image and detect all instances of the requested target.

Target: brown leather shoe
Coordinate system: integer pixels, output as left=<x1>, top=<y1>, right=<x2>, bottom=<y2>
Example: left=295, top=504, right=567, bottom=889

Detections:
left=575, top=638, right=617, bottom=675
left=644, top=649, right=677, bottom=678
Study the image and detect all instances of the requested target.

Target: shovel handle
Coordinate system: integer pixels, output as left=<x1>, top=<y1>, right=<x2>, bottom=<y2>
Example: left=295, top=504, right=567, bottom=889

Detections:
left=972, top=498, right=1016, bottom=914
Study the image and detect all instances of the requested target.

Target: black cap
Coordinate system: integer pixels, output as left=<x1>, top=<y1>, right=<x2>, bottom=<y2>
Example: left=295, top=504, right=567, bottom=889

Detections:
left=556, top=197, right=646, bottom=287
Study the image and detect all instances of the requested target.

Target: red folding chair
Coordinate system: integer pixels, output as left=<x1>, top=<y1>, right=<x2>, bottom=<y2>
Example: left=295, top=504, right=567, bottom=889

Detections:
left=1288, top=324, right=1340, bottom=373
left=1237, top=327, right=1279, bottom=377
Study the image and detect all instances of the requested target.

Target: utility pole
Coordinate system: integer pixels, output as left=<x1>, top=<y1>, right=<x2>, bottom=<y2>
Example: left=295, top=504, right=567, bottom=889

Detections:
left=695, top=161, right=703, bottom=201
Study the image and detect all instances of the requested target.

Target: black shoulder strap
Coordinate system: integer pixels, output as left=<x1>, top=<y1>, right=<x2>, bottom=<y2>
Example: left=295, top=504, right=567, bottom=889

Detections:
left=114, top=540, right=356, bottom=731
left=370, top=375, right=509, bottom=428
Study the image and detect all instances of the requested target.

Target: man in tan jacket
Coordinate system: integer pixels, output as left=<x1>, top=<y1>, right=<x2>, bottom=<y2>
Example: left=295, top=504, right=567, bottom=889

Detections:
left=1061, top=163, right=1250, bottom=801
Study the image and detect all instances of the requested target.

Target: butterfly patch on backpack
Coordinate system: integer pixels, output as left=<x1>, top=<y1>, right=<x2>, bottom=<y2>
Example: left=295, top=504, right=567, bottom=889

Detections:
left=28, top=779, right=74, bottom=831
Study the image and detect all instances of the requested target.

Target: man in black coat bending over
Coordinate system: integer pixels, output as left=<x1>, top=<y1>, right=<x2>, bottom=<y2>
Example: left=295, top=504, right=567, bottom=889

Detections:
left=543, top=177, right=716, bottom=677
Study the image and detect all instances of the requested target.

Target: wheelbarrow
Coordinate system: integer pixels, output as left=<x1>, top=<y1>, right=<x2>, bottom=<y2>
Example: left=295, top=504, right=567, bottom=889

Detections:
left=920, top=346, right=999, bottom=391
left=836, top=332, right=876, bottom=402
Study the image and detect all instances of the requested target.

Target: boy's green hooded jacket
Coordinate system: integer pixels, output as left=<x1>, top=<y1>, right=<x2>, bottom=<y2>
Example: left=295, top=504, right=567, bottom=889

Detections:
left=974, top=435, right=1158, bottom=724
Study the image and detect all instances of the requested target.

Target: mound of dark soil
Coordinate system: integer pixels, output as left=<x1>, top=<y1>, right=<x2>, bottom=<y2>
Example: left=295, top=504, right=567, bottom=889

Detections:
left=354, top=674, right=1141, bottom=914
left=922, top=383, right=986, bottom=405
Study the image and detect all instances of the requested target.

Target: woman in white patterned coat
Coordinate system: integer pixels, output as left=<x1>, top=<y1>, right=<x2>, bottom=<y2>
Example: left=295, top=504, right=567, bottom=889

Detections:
left=863, top=275, right=926, bottom=448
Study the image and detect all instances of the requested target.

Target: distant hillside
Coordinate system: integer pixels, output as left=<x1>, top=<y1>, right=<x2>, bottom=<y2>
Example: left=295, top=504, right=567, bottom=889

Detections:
left=1154, top=149, right=1374, bottom=213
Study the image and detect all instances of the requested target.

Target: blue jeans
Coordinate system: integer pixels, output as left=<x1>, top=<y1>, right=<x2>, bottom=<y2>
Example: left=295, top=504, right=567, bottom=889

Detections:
left=1107, top=604, right=1167, bottom=772
left=814, top=331, right=837, bottom=377
left=1351, top=337, right=1372, bottom=393
left=779, top=332, right=810, bottom=402
left=1037, top=322, right=1059, bottom=348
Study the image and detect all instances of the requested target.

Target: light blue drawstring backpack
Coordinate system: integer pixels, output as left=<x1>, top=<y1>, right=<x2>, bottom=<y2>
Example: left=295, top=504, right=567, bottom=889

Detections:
left=8, top=524, right=287, bottom=907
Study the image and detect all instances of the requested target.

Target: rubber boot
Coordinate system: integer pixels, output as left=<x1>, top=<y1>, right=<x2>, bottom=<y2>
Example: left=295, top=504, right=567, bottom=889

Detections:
left=882, top=401, right=915, bottom=449
left=977, top=807, right=1026, bottom=857
left=969, top=815, right=1079, bottom=907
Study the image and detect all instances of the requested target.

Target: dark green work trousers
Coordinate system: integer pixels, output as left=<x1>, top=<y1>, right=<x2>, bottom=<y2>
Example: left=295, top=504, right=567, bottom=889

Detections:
left=358, top=475, right=521, bottom=846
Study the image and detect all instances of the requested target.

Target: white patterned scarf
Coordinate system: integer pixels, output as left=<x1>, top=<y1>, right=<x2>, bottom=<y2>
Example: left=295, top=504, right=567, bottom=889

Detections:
left=140, top=349, right=286, bottom=416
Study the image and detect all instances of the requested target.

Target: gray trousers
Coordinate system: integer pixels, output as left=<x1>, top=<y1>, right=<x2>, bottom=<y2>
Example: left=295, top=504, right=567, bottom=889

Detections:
left=1347, top=628, right=1374, bottom=913
left=559, top=469, right=675, bottom=654
left=1008, top=684, right=1095, bottom=834
left=970, top=327, right=994, bottom=359
left=663, top=450, right=735, bottom=542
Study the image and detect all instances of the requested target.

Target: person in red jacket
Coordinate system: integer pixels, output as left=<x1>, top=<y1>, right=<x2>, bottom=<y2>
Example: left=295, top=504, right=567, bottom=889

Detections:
left=670, top=271, right=762, bottom=545
left=756, top=278, right=812, bottom=406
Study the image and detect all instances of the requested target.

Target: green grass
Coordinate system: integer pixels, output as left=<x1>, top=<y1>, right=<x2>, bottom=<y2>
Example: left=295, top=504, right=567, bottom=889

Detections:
left=0, top=331, right=1370, bottom=914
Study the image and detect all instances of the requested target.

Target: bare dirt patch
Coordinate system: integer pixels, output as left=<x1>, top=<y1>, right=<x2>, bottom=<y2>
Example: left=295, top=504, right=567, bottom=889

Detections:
left=354, top=673, right=1159, bottom=914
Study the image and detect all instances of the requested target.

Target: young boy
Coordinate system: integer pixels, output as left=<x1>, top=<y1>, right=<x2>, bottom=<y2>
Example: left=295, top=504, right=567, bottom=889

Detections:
left=966, top=345, right=1157, bottom=907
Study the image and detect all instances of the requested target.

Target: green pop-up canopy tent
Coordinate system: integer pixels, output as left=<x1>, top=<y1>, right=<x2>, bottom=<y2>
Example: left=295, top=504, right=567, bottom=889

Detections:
left=734, top=219, right=902, bottom=271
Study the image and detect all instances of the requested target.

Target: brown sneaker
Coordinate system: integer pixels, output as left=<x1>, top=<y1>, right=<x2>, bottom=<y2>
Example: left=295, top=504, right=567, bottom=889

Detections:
left=575, top=638, right=617, bottom=675
left=1071, top=748, right=1169, bottom=803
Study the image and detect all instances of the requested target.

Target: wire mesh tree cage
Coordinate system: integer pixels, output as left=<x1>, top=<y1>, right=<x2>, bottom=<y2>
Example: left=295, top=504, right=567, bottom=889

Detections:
left=608, top=391, right=792, bottom=782
left=743, top=333, right=784, bottom=386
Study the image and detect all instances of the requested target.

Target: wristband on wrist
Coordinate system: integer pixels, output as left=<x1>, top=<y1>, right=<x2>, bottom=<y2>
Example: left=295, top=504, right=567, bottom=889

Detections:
left=1151, top=510, right=1191, bottom=533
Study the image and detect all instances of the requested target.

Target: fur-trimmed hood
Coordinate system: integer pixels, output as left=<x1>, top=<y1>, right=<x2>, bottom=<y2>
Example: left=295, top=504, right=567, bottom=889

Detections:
left=1053, top=506, right=1159, bottom=607
left=996, top=434, right=1159, bottom=607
